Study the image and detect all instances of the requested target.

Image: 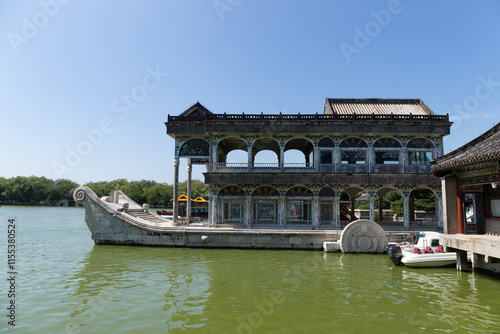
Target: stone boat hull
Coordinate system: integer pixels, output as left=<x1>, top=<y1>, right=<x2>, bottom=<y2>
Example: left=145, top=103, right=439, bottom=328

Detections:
left=74, top=186, right=342, bottom=249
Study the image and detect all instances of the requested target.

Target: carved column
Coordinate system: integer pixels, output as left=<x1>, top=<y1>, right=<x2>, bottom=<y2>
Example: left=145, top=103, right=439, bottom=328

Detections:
left=245, top=195, right=251, bottom=226
left=333, top=196, right=340, bottom=227
left=247, top=142, right=253, bottom=172
left=312, top=196, right=319, bottom=226
left=314, top=145, right=320, bottom=172
left=186, top=158, right=192, bottom=223
left=367, top=147, right=375, bottom=173
left=173, top=157, right=180, bottom=224
left=403, top=194, right=410, bottom=229
left=334, top=147, right=340, bottom=173
left=208, top=190, right=214, bottom=225
left=212, top=140, right=218, bottom=172
left=401, top=148, right=408, bottom=173
left=280, top=145, right=285, bottom=172
left=210, top=193, right=218, bottom=225
left=279, top=197, right=285, bottom=226
left=369, top=195, right=375, bottom=221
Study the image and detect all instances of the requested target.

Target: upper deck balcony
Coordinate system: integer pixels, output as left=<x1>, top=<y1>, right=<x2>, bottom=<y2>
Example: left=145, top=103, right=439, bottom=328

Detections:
left=167, top=99, right=451, bottom=182
left=208, top=161, right=432, bottom=174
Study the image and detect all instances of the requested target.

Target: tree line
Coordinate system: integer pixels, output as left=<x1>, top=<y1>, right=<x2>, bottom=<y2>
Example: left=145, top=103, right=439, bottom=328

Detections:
left=0, top=176, right=208, bottom=207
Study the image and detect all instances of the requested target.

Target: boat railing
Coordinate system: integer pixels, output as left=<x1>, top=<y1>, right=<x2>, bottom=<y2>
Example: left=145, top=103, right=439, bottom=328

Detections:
left=168, top=113, right=450, bottom=122
left=210, top=163, right=317, bottom=172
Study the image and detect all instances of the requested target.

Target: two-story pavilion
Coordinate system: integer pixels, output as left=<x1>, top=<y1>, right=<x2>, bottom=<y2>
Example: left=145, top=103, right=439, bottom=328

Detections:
left=166, top=98, right=452, bottom=230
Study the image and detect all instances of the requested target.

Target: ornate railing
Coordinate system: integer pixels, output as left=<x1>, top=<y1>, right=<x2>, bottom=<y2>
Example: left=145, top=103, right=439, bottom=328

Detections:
left=211, top=163, right=316, bottom=172
left=168, top=113, right=450, bottom=123
left=209, top=163, right=432, bottom=174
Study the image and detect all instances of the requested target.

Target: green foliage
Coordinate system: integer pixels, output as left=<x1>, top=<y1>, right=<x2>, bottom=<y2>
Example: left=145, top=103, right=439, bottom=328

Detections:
left=386, top=190, right=404, bottom=216
left=146, top=183, right=173, bottom=207
left=386, top=190, right=435, bottom=216
left=345, top=190, right=435, bottom=217
left=84, top=179, right=209, bottom=208
left=412, top=190, right=436, bottom=212
left=178, top=180, right=209, bottom=199
left=0, top=176, right=208, bottom=207
left=390, top=198, right=404, bottom=216
left=0, top=176, right=78, bottom=205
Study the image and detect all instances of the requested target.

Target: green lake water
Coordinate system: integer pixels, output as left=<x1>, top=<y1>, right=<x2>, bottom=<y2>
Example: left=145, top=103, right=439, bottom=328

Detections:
left=1, top=206, right=500, bottom=333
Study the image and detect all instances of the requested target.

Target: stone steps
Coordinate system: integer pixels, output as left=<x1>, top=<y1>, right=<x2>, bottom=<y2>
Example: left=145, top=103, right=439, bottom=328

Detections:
left=127, top=211, right=169, bottom=224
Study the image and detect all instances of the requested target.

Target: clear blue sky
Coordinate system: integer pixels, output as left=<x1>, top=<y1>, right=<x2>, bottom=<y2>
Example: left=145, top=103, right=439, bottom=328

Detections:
left=1, top=0, right=500, bottom=185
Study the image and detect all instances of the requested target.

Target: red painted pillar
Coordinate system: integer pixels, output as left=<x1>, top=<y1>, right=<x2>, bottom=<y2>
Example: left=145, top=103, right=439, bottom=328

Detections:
left=456, top=178, right=464, bottom=234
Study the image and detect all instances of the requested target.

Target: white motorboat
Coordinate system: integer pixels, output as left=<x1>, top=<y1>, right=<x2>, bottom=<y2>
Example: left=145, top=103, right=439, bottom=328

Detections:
left=388, top=232, right=457, bottom=268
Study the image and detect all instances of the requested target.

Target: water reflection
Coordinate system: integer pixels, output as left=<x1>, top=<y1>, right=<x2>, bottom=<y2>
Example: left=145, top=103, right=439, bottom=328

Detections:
left=65, top=246, right=211, bottom=333
left=7, top=206, right=500, bottom=333
left=64, top=247, right=500, bottom=334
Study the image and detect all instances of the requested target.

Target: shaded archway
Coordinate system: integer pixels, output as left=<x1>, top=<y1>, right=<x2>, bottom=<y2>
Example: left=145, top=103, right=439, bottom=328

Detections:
left=319, top=187, right=336, bottom=225
left=217, top=137, right=248, bottom=163
left=340, top=187, right=368, bottom=224
left=375, top=188, right=404, bottom=227
left=284, top=138, right=314, bottom=165
left=409, top=188, right=437, bottom=228
left=251, top=186, right=280, bottom=224
left=252, top=138, right=280, bottom=166
left=285, top=186, right=313, bottom=225
left=218, top=186, right=246, bottom=224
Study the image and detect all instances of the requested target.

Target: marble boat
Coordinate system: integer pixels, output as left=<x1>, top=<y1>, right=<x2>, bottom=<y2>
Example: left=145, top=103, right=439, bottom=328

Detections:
left=73, top=186, right=348, bottom=249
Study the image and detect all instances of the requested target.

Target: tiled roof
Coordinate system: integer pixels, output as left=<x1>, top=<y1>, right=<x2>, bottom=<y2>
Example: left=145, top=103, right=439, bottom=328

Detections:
left=431, top=122, right=500, bottom=173
left=179, top=102, right=213, bottom=117
left=324, top=98, right=434, bottom=115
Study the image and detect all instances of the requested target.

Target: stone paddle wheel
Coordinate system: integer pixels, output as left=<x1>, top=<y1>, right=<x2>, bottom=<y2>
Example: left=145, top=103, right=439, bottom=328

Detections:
left=340, top=219, right=388, bottom=253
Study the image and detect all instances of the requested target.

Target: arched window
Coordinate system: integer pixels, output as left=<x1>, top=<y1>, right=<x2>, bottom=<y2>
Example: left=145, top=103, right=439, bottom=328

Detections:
left=285, top=187, right=313, bottom=225
left=340, top=138, right=367, bottom=165
left=319, top=187, right=335, bottom=197
left=285, top=187, right=313, bottom=197
left=179, top=139, right=210, bottom=157
left=252, top=186, right=280, bottom=197
left=218, top=186, right=245, bottom=224
left=340, top=138, right=368, bottom=148
left=373, top=138, right=401, bottom=165
left=373, top=138, right=401, bottom=148
left=218, top=186, right=246, bottom=196
left=319, top=138, right=334, bottom=165
left=318, top=137, right=335, bottom=147
left=407, top=138, right=434, bottom=165
left=407, top=138, right=434, bottom=149
left=252, top=186, right=279, bottom=224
